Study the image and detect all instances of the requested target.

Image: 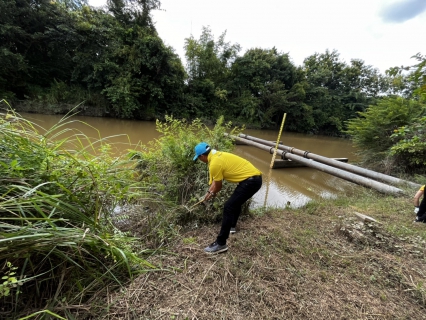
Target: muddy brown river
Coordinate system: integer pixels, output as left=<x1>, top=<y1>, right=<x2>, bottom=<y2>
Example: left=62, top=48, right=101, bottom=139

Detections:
left=21, top=113, right=359, bottom=208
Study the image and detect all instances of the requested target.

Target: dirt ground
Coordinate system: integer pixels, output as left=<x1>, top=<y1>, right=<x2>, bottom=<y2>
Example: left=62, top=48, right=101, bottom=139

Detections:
left=99, top=206, right=426, bottom=320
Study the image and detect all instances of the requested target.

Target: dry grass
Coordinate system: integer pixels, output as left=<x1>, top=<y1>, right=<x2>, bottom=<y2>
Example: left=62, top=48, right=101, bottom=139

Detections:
left=90, top=189, right=426, bottom=320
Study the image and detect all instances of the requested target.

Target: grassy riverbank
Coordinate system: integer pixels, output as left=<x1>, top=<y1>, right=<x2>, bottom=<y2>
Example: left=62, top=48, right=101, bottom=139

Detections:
left=2, top=109, right=425, bottom=319
left=93, top=186, right=426, bottom=319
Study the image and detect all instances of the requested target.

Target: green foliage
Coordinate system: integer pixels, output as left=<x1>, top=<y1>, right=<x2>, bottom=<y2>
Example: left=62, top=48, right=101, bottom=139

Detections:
left=410, top=53, right=426, bottom=101
left=0, top=261, right=21, bottom=298
left=184, top=26, right=241, bottom=119
left=185, top=26, right=240, bottom=84
left=1, top=0, right=423, bottom=135
left=74, top=1, right=185, bottom=119
left=106, top=0, right=161, bottom=27
left=228, top=47, right=298, bottom=128
left=0, top=106, right=156, bottom=315
left=345, top=53, right=426, bottom=173
left=100, top=29, right=185, bottom=119
left=384, top=66, right=416, bottom=98
left=384, top=53, right=425, bottom=100
left=390, top=116, right=426, bottom=171
left=302, top=50, right=385, bottom=134
left=134, top=115, right=243, bottom=224
left=345, top=97, right=426, bottom=172
left=0, top=0, right=185, bottom=118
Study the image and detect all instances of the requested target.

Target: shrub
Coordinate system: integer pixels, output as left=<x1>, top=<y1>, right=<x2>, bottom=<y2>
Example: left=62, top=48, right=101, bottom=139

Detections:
left=390, top=116, right=426, bottom=173
left=132, top=115, right=244, bottom=226
left=0, top=103, right=154, bottom=317
left=345, top=97, right=425, bottom=172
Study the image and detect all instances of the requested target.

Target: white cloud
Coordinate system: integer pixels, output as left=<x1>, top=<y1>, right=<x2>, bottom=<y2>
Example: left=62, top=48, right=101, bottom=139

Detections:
left=89, top=0, right=426, bottom=72
left=380, top=0, right=426, bottom=23
left=88, top=0, right=105, bottom=7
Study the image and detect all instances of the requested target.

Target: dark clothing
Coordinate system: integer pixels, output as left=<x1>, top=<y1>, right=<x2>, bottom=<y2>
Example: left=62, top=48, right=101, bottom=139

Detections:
left=216, top=175, right=262, bottom=245
left=417, top=194, right=426, bottom=222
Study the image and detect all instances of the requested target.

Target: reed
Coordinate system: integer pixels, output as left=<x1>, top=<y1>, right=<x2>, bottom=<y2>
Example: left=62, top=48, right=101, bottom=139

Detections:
left=0, top=104, right=154, bottom=317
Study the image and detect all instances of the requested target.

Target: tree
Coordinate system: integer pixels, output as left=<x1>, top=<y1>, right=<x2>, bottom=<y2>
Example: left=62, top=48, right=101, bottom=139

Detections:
left=185, top=26, right=240, bottom=83
left=228, top=48, right=300, bottom=128
left=303, top=50, right=384, bottom=135
left=410, top=53, right=426, bottom=101
left=390, top=116, right=426, bottom=172
left=0, top=0, right=79, bottom=99
left=106, top=0, right=161, bottom=27
left=98, top=27, right=186, bottom=119
left=383, top=53, right=426, bottom=100
left=58, top=0, right=88, bottom=9
left=184, top=26, right=241, bottom=119
left=379, top=53, right=426, bottom=173
left=0, top=0, right=185, bottom=118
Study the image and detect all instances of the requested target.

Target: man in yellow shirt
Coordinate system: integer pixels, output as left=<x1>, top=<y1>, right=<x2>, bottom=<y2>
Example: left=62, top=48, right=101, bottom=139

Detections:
left=193, top=142, right=262, bottom=254
left=414, top=185, right=426, bottom=223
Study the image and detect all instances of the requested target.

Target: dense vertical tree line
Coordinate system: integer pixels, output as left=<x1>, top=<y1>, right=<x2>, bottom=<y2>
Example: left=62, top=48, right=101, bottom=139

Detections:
left=226, top=47, right=301, bottom=128
left=301, top=50, right=387, bottom=134
left=183, top=30, right=393, bottom=133
left=183, top=27, right=241, bottom=119
left=0, top=3, right=423, bottom=136
left=0, top=0, right=185, bottom=118
left=0, top=0, right=77, bottom=98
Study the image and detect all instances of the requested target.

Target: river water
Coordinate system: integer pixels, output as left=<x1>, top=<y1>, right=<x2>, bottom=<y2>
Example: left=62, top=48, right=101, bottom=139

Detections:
left=21, top=113, right=359, bottom=209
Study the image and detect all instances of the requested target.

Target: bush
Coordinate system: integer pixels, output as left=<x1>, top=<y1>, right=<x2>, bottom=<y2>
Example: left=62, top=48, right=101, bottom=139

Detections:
left=0, top=104, right=154, bottom=317
left=132, top=115, right=244, bottom=226
left=345, top=97, right=425, bottom=172
left=390, top=116, right=426, bottom=173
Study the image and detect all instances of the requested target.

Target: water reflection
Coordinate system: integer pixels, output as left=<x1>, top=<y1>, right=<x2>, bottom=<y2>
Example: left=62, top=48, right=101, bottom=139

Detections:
left=233, top=130, right=358, bottom=208
left=20, top=113, right=359, bottom=209
left=22, top=113, right=160, bottom=146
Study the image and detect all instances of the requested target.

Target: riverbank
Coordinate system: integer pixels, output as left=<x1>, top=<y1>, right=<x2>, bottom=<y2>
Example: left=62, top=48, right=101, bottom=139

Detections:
left=86, top=186, right=426, bottom=319
left=9, top=100, right=254, bottom=129
left=10, top=100, right=107, bottom=117
left=4, top=110, right=425, bottom=319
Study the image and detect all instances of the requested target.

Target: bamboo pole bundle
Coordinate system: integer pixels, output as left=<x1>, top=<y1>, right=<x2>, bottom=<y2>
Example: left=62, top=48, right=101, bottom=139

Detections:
left=229, top=134, right=404, bottom=195
left=237, top=133, right=420, bottom=189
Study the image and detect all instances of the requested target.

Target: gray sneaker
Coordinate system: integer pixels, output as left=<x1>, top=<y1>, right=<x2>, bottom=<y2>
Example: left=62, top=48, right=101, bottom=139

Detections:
left=204, top=241, right=228, bottom=254
left=230, top=227, right=236, bottom=234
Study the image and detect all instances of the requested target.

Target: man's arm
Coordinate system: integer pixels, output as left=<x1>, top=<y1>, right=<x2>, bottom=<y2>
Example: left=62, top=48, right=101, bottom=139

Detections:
left=204, top=180, right=223, bottom=201
left=210, top=180, right=222, bottom=194
left=414, top=189, right=424, bottom=207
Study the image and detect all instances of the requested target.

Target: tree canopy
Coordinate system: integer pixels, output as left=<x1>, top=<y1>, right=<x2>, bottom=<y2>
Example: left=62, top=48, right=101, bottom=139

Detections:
left=0, top=2, right=424, bottom=140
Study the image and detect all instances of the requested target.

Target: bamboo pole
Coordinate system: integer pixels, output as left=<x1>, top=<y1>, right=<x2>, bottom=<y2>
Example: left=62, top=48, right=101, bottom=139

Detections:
left=230, top=134, right=404, bottom=195
left=238, top=133, right=420, bottom=188
left=265, top=113, right=287, bottom=206
left=269, top=113, right=287, bottom=169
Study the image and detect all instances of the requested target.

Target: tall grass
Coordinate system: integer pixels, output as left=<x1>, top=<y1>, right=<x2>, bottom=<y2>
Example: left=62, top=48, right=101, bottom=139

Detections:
left=0, top=104, right=246, bottom=318
left=0, top=103, right=155, bottom=318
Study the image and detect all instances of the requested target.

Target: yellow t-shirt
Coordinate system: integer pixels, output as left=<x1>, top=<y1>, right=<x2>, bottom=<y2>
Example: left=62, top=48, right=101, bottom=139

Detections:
left=207, top=150, right=262, bottom=184
left=420, top=185, right=425, bottom=191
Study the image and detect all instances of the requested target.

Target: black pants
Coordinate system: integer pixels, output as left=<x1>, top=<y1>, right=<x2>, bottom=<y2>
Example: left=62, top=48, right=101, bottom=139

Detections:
left=417, top=195, right=426, bottom=222
left=216, top=175, right=262, bottom=245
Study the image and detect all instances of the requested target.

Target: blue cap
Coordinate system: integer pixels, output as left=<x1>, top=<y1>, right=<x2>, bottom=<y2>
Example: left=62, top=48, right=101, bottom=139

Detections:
left=193, top=142, right=210, bottom=161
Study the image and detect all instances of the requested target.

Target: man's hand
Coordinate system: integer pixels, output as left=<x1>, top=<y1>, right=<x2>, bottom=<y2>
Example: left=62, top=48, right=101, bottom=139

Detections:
left=204, top=190, right=215, bottom=202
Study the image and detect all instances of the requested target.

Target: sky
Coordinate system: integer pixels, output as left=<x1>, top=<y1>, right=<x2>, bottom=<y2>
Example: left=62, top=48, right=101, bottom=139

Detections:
left=88, top=0, right=426, bottom=73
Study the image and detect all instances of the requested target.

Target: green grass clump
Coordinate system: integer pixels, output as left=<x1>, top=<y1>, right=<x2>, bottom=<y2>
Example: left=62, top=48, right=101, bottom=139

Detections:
left=132, top=115, right=246, bottom=227
left=0, top=104, right=155, bottom=318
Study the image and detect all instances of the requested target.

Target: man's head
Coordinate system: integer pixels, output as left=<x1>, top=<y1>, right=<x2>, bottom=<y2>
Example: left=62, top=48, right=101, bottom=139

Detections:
left=193, top=142, right=211, bottom=162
